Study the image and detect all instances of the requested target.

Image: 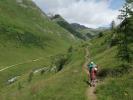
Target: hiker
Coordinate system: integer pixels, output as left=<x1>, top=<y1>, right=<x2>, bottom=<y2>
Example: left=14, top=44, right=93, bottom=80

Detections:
left=87, top=62, right=98, bottom=87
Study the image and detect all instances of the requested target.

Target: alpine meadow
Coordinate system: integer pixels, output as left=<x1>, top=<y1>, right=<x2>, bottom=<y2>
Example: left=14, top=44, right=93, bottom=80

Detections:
left=0, top=0, right=132, bottom=100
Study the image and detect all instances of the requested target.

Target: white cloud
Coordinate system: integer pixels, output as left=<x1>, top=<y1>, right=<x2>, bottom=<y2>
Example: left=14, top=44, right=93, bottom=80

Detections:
left=33, top=0, right=121, bottom=28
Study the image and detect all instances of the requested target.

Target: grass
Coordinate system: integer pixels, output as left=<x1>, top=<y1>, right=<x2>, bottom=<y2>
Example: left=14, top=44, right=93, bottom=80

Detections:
left=96, top=73, right=133, bottom=100
left=0, top=1, right=88, bottom=99
left=0, top=45, right=88, bottom=100
left=87, top=32, right=133, bottom=100
left=0, top=0, right=77, bottom=93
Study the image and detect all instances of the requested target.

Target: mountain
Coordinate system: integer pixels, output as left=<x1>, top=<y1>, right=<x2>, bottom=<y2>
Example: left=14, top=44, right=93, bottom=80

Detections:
left=71, top=23, right=101, bottom=39
left=0, top=0, right=77, bottom=92
left=50, top=14, right=86, bottom=40
left=51, top=15, right=101, bottom=40
left=70, top=23, right=88, bottom=30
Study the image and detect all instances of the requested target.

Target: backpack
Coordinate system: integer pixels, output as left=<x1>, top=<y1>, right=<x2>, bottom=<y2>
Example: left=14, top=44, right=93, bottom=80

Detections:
left=88, top=64, right=93, bottom=72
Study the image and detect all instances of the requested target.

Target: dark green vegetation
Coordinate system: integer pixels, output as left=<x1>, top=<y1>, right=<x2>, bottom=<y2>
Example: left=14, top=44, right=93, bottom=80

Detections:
left=117, top=3, right=133, bottom=62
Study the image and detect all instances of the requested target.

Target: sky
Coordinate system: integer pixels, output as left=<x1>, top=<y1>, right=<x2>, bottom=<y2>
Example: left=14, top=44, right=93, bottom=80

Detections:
left=33, top=0, right=125, bottom=28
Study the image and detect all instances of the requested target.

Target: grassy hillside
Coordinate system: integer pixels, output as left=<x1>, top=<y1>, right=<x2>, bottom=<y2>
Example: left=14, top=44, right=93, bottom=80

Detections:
left=51, top=14, right=86, bottom=40
left=0, top=44, right=88, bottom=100
left=0, top=0, right=77, bottom=91
left=71, top=23, right=101, bottom=39
left=87, top=31, right=133, bottom=100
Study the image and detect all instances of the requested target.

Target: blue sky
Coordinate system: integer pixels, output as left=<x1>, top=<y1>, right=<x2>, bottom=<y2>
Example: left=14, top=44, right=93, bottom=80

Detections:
left=109, top=0, right=125, bottom=9
left=33, top=0, right=125, bottom=28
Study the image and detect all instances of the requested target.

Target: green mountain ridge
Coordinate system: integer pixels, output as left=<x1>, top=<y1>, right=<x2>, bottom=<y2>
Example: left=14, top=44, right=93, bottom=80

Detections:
left=70, top=23, right=102, bottom=39
left=0, top=0, right=77, bottom=91
left=51, top=14, right=103, bottom=40
left=50, top=14, right=86, bottom=40
left=0, top=0, right=75, bottom=44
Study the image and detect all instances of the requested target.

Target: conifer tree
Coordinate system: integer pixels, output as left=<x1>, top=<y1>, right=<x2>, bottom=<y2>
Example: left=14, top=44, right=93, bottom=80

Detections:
left=117, top=2, right=132, bottom=62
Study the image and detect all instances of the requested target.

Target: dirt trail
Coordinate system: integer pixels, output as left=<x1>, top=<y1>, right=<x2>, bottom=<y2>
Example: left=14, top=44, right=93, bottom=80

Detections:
left=83, top=47, right=97, bottom=100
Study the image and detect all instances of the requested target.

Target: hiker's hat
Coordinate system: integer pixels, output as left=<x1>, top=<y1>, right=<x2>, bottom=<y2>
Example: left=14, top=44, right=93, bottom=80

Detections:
left=91, top=62, right=94, bottom=64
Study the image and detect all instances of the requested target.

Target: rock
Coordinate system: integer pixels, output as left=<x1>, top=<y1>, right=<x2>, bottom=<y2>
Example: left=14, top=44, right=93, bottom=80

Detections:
left=33, top=67, right=49, bottom=74
left=50, top=66, right=57, bottom=72
left=7, top=76, right=20, bottom=84
left=16, top=0, right=23, bottom=3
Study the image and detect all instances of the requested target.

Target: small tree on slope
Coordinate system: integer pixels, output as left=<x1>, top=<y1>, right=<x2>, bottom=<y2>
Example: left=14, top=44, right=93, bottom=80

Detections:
left=109, top=20, right=118, bottom=47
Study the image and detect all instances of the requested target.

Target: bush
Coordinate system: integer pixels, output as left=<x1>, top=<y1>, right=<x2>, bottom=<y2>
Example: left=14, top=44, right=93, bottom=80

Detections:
left=98, top=32, right=103, bottom=38
left=98, top=64, right=132, bottom=77
left=40, top=69, right=45, bottom=75
left=51, top=54, right=68, bottom=72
